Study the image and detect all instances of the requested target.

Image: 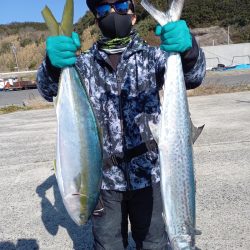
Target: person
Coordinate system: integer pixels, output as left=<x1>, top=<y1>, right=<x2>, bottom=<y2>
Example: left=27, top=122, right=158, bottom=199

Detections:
left=37, top=0, right=206, bottom=249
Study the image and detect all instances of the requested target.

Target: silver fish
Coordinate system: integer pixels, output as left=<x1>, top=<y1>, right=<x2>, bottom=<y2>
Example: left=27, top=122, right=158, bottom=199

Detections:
left=55, top=67, right=102, bottom=225
left=141, top=0, right=197, bottom=249
left=42, top=0, right=102, bottom=225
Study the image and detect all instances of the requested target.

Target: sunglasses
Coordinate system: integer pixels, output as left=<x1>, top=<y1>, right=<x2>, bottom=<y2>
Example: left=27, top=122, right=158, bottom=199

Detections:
left=96, top=1, right=131, bottom=18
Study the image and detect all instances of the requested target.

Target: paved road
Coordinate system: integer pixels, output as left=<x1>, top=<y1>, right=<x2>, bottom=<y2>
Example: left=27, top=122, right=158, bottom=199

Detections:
left=204, top=70, right=250, bottom=86
left=0, top=89, right=43, bottom=107
left=0, top=69, right=249, bottom=107
left=0, top=91, right=250, bottom=249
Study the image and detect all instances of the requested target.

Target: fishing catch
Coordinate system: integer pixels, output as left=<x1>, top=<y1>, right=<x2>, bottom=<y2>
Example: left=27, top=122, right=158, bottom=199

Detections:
left=42, top=0, right=102, bottom=225
left=141, top=0, right=199, bottom=249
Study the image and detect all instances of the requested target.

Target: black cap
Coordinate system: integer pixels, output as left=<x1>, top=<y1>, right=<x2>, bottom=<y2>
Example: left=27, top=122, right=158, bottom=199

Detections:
left=86, top=0, right=135, bottom=15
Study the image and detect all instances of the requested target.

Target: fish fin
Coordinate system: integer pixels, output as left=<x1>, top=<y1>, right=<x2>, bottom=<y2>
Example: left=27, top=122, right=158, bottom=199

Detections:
left=195, top=229, right=202, bottom=235
left=60, top=0, right=74, bottom=36
left=53, top=159, right=56, bottom=172
left=191, top=119, right=205, bottom=144
left=149, top=121, right=159, bottom=144
left=186, top=222, right=199, bottom=235
left=53, top=96, right=58, bottom=107
left=42, top=0, right=73, bottom=37
left=162, top=212, right=167, bottom=226
left=41, top=6, right=59, bottom=36
left=74, top=173, right=82, bottom=192
left=141, top=0, right=171, bottom=26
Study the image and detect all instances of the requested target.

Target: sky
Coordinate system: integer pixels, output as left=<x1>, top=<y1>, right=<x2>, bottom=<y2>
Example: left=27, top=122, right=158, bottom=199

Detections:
left=0, top=0, right=88, bottom=24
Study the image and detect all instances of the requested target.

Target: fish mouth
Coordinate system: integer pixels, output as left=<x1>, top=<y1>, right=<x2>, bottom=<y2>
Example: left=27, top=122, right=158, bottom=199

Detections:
left=72, top=193, right=80, bottom=196
left=72, top=193, right=87, bottom=198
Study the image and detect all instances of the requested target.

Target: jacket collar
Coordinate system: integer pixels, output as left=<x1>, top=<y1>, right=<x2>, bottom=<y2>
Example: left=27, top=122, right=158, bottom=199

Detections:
left=91, top=32, right=146, bottom=64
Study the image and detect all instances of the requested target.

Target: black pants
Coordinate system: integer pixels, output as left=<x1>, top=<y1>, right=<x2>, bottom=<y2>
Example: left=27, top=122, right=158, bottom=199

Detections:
left=91, top=183, right=170, bottom=250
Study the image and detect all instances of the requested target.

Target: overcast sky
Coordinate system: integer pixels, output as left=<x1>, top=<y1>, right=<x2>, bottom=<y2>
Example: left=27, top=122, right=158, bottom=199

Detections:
left=0, top=0, right=88, bottom=24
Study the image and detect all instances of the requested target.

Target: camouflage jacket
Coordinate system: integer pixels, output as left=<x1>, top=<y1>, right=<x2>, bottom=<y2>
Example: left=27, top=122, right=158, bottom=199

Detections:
left=37, top=33, right=206, bottom=191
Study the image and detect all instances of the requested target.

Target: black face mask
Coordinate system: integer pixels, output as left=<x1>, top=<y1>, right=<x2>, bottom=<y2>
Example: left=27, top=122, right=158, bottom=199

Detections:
left=98, top=12, right=132, bottom=39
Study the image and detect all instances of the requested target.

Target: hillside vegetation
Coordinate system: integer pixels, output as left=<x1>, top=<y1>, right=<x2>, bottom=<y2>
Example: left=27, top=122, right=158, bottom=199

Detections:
left=0, top=0, right=249, bottom=72
left=0, top=23, right=48, bottom=72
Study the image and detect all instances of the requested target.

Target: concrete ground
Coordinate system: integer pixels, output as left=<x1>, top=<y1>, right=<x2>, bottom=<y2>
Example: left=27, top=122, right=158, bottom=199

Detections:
left=203, top=70, right=250, bottom=86
left=0, top=89, right=40, bottom=107
left=0, top=91, right=250, bottom=249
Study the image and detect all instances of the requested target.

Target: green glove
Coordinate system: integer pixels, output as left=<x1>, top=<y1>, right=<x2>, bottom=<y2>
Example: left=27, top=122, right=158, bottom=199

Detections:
left=46, top=32, right=81, bottom=68
left=155, top=20, right=192, bottom=53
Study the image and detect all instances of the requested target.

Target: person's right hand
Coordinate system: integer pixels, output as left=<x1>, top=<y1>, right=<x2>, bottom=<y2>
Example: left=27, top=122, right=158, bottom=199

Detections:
left=46, top=32, right=81, bottom=68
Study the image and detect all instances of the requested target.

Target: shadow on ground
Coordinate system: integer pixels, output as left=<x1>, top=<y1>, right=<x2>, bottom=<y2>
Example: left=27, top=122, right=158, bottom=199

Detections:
left=0, top=239, right=39, bottom=250
left=36, top=174, right=92, bottom=250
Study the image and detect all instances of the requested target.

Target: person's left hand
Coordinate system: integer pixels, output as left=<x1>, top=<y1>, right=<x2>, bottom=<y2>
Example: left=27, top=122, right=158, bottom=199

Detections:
left=155, top=20, right=192, bottom=53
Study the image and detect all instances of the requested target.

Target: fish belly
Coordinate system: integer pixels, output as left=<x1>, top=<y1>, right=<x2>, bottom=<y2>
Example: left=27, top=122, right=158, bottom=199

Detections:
left=55, top=67, right=102, bottom=225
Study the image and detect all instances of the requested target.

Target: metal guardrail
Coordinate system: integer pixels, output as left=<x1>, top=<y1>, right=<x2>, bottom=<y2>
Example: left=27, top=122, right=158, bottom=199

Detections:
left=231, top=55, right=250, bottom=65
left=205, top=57, right=222, bottom=70
left=206, top=56, right=250, bottom=70
left=206, top=57, right=221, bottom=65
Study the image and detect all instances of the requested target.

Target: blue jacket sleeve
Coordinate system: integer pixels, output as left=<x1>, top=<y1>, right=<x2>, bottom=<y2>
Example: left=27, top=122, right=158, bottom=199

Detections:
left=182, top=35, right=206, bottom=89
left=36, top=56, right=60, bottom=102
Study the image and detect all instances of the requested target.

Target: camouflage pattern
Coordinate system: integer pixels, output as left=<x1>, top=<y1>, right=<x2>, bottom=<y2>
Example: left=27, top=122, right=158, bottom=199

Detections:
left=37, top=33, right=206, bottom=191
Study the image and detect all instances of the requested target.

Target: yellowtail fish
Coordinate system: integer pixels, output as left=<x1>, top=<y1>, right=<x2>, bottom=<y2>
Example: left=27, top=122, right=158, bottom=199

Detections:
left=42, top=0, right=102, bottom=225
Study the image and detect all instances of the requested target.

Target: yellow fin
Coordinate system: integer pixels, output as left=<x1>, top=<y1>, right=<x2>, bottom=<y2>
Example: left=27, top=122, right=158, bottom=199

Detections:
left=41, top=6, right=59, bottom=36
left=53, top=159, right=56, bottom=173
left=60, top=0, right=74, bottom=36
left=42, top=0, right=74, bottom=37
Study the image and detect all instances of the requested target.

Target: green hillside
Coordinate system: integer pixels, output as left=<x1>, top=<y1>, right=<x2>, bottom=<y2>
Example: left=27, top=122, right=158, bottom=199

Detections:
left=0, top=0, right=249, bottom=72
left=76, top=0, right=250, bottom=43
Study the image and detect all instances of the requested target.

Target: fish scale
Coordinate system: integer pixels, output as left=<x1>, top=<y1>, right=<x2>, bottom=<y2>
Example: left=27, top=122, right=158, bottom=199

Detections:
left=141, top=0, right=196, bottom=249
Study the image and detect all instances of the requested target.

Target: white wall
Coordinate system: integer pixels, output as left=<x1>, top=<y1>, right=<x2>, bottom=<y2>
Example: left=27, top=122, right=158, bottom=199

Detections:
left=202, top=43, right=250, bottom=69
